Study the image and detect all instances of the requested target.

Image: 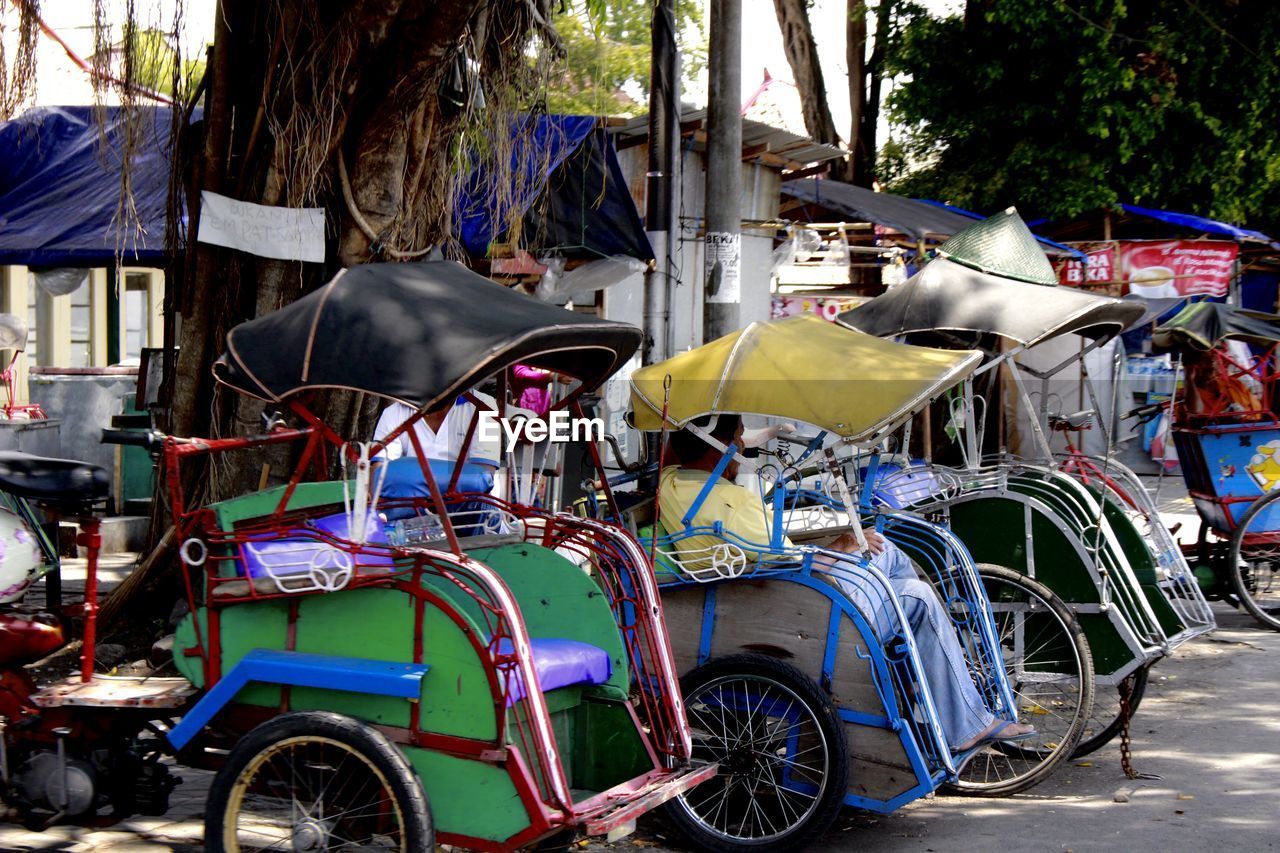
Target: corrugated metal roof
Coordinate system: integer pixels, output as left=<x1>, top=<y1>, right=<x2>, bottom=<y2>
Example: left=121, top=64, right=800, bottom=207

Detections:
left=611, top=107, right=846, bottom=168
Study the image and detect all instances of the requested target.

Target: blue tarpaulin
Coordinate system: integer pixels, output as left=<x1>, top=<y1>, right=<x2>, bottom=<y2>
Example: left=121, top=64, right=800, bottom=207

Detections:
left=0, top=106, right=180, bottom=267
left=0, top=108, right=652, bottom=268
left=1119, top=203, right=1275, bottom=245
left=455, top=115, right=653, bottom=260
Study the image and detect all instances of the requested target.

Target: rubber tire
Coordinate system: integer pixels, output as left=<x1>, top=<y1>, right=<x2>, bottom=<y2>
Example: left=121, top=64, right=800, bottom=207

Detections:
left=205, top=711, right=433, bottom=853
left=1071, top=663, right=1150, bottom=759
left=945, top=564, right=1095, bottom=796
left=1228, top=486, right=1280, bottom=631
left=663, top=653, right=849, bottom=853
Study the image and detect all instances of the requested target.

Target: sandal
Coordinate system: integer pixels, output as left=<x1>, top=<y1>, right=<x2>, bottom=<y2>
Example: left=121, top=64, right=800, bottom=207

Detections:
left=955, top=718, right=1036, bottom=752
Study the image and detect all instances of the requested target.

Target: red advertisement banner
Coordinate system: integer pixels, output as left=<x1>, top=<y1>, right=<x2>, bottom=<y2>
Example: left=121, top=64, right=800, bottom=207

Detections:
left=1119, top=240, right=1237, bottom=297
left=1056, top=240, right=1238, bottom=297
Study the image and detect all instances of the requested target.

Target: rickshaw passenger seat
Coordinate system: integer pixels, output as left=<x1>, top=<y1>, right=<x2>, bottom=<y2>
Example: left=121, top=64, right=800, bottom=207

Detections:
left=868, top=461, right=945, bottom=509
left=500, top=637, right=612, bottom=703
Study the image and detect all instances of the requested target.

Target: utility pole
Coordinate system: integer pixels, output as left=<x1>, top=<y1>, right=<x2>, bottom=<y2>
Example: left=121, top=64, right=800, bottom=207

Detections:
left=703, top=0, right=742, bottom=342
left=643, top=0, right=679, bottom=365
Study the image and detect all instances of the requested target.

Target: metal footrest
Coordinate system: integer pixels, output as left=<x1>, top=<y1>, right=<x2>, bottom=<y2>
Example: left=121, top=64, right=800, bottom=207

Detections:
left=579, top=762, right=718, bottom=838
left=31, top=675, right=197, bottom=709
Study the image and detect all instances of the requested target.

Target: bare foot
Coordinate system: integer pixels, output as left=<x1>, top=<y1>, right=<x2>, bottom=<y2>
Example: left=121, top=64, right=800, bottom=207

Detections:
left=955, top=718, right=1035, bottom=751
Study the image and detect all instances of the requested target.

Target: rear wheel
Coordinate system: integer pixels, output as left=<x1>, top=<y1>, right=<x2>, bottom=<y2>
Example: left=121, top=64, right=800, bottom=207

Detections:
left=663, top=653, right=848, bottom=852
left=946, top=564, right=1094, bottom=796
left=1228, top=488, right=1280, bottom=631
left=205, top=711, right=432, bottom=853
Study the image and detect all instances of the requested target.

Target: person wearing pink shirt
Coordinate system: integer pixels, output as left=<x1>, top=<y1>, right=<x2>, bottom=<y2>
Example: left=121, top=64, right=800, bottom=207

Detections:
left=511, top=364, right=571, bottom=416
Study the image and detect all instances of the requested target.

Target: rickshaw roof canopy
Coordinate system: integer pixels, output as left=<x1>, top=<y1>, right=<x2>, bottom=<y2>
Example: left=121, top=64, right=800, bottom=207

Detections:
left=1153, top=301, right=1280, bottom=350
left=934, top=207, right=1059, bottom=286
left=839, top=257, right=1144, bottom=347
left=629, top=314, right=981, bottom=441
left=214, top=260, right=642, bottom=408
left=1122, top=294, right=1190, bottom=332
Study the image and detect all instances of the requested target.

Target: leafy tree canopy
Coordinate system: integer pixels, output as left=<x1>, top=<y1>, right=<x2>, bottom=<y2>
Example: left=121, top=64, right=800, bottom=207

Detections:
left=882, top=0, right=1280, bottom=232
left=124, top=27, right=206, bottom=99
left=546, top=0, right=704, bottom=116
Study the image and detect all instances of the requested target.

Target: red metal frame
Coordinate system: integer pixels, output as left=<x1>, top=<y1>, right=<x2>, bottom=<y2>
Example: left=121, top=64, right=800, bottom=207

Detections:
left=1177, top=343, right=1280, bottom=423
left=146, top=395, right=695, bottom=845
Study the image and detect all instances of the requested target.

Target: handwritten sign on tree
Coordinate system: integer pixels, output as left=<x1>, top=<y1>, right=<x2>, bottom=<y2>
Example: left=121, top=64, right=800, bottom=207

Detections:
left=197, top=191, right=325, bottom=263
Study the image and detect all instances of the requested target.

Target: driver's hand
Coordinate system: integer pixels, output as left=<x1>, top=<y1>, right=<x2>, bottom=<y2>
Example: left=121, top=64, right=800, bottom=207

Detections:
left=862, top=528, right=887, bottom=556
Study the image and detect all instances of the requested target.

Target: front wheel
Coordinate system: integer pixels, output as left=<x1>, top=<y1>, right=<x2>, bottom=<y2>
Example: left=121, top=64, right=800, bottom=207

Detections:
left=1228, top=487, right=1280, bottom=631
left=205, top=711, right=432, bottom=853
left=945, top=564, right=1094, bottom=797
left=663, top=653, right=849, bottom=852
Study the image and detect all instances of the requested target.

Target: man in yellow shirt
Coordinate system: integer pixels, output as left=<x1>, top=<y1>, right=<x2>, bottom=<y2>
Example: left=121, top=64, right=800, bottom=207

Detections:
left=658, top=414, right=1032, bottom=752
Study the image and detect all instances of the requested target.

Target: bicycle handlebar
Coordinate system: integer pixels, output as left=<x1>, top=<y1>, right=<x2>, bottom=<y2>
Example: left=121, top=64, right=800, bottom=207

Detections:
left=1122, top=403, right=1166, bottom=424
left=101, top=428, right=166, bottom=453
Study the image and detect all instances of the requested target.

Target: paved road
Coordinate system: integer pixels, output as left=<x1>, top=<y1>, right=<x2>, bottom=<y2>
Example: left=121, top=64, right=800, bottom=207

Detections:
left=4, top=476, right=1275, bottom=851
left=0, top=603, right=1273, bottom=852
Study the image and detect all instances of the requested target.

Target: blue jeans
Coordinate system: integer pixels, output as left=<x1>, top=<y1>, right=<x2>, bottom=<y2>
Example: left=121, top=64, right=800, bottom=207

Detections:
left=827, top=541, right=995, bottom=750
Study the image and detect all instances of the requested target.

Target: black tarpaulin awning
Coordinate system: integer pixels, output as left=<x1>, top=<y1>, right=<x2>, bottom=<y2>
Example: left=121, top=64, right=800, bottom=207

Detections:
left=1154, top=301, right=1280, bottom=350
left=782, top=179, right=972, bottom=242
left=781, top=179, right=1076, bottom=258
left=839, top=257, right=1144, bottom=347
left=214, top=260, right=642, bottom=408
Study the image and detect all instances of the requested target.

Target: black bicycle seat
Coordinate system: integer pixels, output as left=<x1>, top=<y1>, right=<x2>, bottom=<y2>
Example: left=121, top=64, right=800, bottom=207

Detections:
left=1048, top=410, right=1095, bottom=431
left=0, top=452, right=109, bottom=506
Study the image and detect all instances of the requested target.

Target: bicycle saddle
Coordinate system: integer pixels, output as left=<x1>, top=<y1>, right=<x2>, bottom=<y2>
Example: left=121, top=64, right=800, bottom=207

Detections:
left=0, top=451, right=109, bottom=506
left=1048, top=410, right=1095, bottom=431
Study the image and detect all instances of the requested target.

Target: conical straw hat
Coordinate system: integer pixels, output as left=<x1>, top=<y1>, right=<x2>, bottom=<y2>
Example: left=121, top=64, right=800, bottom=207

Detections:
left=935, top=206, right=1058, bottom=286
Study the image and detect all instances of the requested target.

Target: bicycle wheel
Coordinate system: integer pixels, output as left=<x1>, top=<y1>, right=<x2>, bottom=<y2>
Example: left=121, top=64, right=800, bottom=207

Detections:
left=1072, top=665, right=1149, bottom=758
left=663, top=653, right=849, bottom=852
left=946, top=564, right=1094, bottom=796
left=1228, top=487, right=1280, bottom=631
left=205, top=711, right=432, bottom=853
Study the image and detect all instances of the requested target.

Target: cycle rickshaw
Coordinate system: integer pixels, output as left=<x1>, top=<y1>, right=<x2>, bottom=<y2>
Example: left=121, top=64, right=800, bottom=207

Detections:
left=0, top=261, right=713, bottom=851
left=839, top=208, right=1214, bottom=758
left=594, top=314, right=1091, bottom=851
left=1153, top=300, right=1280, bottom=630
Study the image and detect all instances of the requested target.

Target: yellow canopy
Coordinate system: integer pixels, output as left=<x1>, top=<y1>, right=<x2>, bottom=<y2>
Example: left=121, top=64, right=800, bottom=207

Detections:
left=630, top=314, right=981, bottom=441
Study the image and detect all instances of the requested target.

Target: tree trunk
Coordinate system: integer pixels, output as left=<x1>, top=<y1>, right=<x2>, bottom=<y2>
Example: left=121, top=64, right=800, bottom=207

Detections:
left=772, top=0, right=846, bottom=179
left=847, top=0, right=870, bottom=186
left=98, top=0, right=553, bottom=632
left=858, top=0, right=895, bottom=188
left=168, top=0, right=493, bottom=494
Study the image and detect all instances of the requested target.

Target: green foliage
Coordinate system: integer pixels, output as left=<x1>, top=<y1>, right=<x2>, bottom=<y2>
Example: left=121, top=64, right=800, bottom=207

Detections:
left=883, top=1, right=1280, bottom=232
left=125, top=26, right=206, bottom=99
left=546, top=0, right=704, bottom=117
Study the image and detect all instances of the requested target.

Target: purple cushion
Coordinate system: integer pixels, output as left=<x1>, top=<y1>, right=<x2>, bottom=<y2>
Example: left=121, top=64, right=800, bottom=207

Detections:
left=239, top=510, right=396, bottom=580
left=500, top=637, right=612, bottom=704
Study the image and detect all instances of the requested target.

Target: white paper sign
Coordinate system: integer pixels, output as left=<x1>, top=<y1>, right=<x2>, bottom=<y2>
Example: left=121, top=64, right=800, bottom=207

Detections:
left=197, top=191, right=325, bottom=263
left=704, top=231, right=741, bottom=303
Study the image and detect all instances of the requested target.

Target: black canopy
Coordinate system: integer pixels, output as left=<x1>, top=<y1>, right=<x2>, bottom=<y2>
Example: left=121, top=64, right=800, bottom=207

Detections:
left=839, top=257, right=1144, bottom=347
left=1153, top=301, right=1280, bottom=351
left=1121, top=294, right=1190, bottom=332
left=214, top=261, right=642, bottom=408
left=781, top=179, right=975, bottom=242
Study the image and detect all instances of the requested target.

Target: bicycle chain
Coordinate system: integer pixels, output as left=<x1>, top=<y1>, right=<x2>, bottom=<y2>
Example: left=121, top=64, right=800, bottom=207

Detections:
left=1118, top=675, right=1138, bottom=779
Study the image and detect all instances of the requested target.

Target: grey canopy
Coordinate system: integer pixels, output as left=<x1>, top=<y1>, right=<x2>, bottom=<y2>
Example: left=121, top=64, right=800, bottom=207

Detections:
left=839, top=257, right=1144, bottom=347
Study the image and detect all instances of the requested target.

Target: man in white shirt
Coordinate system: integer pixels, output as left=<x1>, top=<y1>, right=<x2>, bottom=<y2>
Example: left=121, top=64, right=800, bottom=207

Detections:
left=371, top=392, right=501, bottom=468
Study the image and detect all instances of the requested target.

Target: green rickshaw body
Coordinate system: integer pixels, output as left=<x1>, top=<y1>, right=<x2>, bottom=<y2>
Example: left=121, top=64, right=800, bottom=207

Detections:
left=172, top=483, right=662, bottom=847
